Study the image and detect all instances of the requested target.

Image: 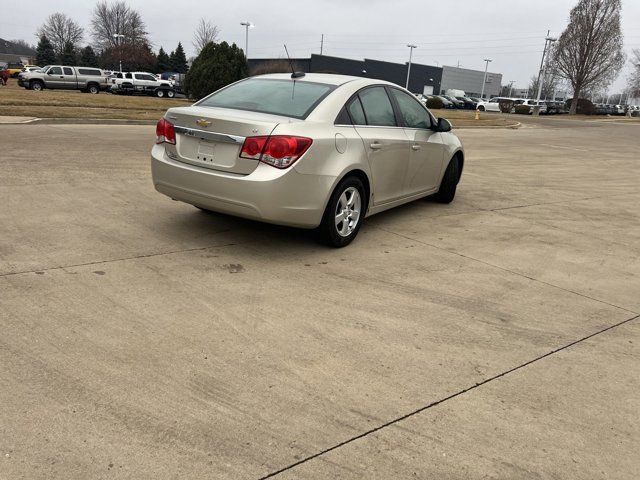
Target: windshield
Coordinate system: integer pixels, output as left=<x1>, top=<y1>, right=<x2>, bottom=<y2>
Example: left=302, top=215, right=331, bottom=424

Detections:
left=197, top=78, right=336, bottom=119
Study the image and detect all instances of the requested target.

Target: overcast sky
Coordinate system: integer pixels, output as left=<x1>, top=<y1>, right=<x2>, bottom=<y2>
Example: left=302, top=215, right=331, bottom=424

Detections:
left=2, top=0, right=639, bottom=92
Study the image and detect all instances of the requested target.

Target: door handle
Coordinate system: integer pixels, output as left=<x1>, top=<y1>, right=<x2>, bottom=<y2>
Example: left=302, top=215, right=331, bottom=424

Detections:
left=370, top=142, right=382, bottom=150
left=411, top=145, right=422, bottom=151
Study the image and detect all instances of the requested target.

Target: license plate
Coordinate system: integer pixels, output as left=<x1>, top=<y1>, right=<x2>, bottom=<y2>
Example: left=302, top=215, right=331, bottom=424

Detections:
left=196, top=141, right=216, bottom=164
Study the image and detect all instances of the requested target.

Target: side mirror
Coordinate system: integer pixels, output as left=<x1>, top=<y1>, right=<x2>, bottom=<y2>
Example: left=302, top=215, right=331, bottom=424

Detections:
left=436, top=117, right=452, bottom=132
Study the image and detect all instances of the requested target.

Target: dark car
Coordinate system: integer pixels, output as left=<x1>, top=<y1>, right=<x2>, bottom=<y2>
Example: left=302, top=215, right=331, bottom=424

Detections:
left=456, top=96, right=477, bottom=109
left=442, top=95, right=465, bottom=109
left=435, top=95, right=455, bottom=109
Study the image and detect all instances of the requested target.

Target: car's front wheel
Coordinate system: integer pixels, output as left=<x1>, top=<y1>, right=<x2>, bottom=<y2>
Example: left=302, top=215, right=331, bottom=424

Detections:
left=318, top=176, right=366, bottom=248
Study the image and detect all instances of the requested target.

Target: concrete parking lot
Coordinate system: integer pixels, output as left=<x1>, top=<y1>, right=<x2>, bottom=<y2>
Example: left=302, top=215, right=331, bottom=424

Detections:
left=1, top=120, right=639, bottom=479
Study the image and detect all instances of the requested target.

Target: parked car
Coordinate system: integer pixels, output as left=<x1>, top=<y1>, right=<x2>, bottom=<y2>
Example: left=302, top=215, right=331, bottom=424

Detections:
left=6, top=61, right=25, bottom=78
left=475, top=97, right=502, bottom=112
left=435, top=95, right=455, bottom=109
left=21, top=66, right=42, bottom=73
left=110, top=71, right=176, bottom=98
left=513, top=99, right=548, bottom=114
left=17, top=65, right=111, bottom=93
left=151, top=73, right=464, bottom=247
left=544, top=100, right=565, bottom=114
left=456, top=96, right=477, bottom=109
left=442, top=95, right=465, bottom=109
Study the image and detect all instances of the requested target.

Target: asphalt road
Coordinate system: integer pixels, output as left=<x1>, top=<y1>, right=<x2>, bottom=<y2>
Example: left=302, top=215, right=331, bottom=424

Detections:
left=1, top=120, right=639, bottom=479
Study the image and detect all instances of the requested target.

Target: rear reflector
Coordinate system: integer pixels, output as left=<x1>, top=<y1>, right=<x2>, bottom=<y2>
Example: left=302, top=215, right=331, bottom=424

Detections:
left=240, top=135, right=312, bottom=169
left=156, top=117, right=176, bottom=145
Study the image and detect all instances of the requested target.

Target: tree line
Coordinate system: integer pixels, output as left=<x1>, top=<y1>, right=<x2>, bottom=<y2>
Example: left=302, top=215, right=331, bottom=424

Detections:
left=32, top=1, right=210, bottom=73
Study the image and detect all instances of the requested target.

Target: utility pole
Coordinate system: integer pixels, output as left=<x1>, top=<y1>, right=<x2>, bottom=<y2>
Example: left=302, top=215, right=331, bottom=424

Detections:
left=508, top=80, right=515, bottom=97
left=320, top=34, right=324, bottom=55
left=113, top=33, right=125, bottom=72
left=240, top=21, right=254, bottom=57
left=480, top=58, right=492, bottom=99
left=406, top=44, right=417, bottom=90
left=535, top=32, right=557, bottom=106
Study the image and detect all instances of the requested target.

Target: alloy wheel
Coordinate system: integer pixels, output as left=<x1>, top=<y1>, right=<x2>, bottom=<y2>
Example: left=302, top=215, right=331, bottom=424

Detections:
left=335, top=187, right=362, bottom=237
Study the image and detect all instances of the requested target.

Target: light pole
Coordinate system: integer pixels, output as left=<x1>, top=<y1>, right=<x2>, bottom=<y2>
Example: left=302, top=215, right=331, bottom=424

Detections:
left=240, top=21, right=254, bottom=57
left=406, top=44, right=417, bottom=90
left=480, top=58, right=492, bottom=99
left=113, top=33, right=125, bottom=72
left=535, top=35, right=557, bottom=106
left=507, top=80, right=515, bottom=97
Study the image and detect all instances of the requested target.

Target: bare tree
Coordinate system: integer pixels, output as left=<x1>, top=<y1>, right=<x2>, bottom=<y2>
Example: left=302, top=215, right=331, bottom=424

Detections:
left=554, top=0, right=625, bottom=114
left=91, top=0, right=148, bottom=50
left=192, top=18, right=220, bottom=54
left=36, top=13, right=84, bottom=56
left=629, top=49, right=640, bottom=98
left=10, top=39, right=35, bottom=51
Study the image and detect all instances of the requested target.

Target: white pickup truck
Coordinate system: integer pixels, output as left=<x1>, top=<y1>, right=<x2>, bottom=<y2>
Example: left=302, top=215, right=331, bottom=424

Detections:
left=110, top=71, right=176, bottom=98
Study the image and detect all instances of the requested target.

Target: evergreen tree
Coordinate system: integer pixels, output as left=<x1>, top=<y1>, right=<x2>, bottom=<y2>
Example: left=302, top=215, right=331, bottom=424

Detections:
left=35, top=35, right=56, bottom=66
left=169, top=42, right=188, bottom=73
left=156, top=47, right=171, bottom=72
left=184, top=41, right=248, bottom=100
left=79, top=46, right=99, bottom=67
left=58, top=41, right=77, bottom=65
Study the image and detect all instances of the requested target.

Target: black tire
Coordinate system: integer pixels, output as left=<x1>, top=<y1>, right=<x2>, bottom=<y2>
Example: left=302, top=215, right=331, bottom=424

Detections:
left=434, top=157, right=460, bottom=204
left=156, top=89, right=165, bottom=98
left=318, top=176, right=366, bottom=248
left=166, top=89, right=175, bottom=98
left=30, top=80, right=44, bottom=91
left=478, top=105, right=486, bottom=112
left=87, top=84, right=99, bottom=94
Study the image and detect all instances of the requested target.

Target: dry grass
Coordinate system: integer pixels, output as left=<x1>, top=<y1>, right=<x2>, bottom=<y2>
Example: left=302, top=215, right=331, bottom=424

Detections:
left=0, top=82, right=191, bottom=120
left=0, top=82, right=527, bottom=126
left=432, top=109, right=520, bottom=128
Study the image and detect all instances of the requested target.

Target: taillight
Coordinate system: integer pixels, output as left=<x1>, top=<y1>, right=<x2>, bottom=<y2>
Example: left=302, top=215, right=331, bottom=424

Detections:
left=240, top=135, right=312, bottom=169
left=156, top=117, right=176, bottom=145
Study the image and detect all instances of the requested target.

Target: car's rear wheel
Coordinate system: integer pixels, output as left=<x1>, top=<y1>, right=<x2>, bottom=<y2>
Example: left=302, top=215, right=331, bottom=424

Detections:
left=166, top=89, right=175, bottom=98
left=87, top=84, right=99, bottom=94
left=434, top=156, right=460, bottom=204
left=318, top=176, right=366, bottom=248
left=156, top=89, right=165, bottom=98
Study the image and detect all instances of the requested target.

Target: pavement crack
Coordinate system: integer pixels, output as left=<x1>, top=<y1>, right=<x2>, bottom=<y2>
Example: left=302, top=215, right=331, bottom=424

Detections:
left=373, top=226, right=638, bottom=316
left=0, top=237, right=241, bottom=278
left=257, top=313, right=640, bottom=479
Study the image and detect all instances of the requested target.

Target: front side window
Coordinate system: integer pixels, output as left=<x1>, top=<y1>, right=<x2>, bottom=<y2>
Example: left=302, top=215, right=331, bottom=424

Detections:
left=198, top=78, right=335, bottom=119
left=49, top=67, right=62, bottom=75
left=389, top=88, right=431, bottom=129
left=358, top=86, right=396, bottom=127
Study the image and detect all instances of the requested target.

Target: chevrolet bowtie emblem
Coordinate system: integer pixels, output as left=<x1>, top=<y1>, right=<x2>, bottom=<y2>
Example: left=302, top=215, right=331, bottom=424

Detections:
left=196, top=119, right=212, bottom=128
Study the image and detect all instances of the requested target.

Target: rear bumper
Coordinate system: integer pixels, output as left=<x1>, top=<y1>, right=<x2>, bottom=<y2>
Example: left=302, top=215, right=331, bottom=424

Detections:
left=151, top=144, right=335, bottom=228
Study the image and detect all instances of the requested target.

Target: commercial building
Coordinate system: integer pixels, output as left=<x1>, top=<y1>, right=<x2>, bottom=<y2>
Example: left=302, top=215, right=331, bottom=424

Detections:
left=248, top=54, right=502, bottom=98
left=440, top=65, right=502, bottom=99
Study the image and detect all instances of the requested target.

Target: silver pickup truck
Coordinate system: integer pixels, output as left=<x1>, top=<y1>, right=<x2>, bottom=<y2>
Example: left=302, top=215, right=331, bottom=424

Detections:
left=18, top=65, right=111, bottom=94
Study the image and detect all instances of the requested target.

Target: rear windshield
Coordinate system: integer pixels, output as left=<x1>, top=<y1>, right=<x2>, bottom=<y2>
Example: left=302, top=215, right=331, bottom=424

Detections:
left=197, top=78, right=336, bottom=119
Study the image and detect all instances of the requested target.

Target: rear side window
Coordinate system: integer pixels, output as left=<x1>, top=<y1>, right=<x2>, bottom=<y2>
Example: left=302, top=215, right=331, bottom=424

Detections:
left=78, top=68, right=101, bottom=76
left=63, top=67, right=73, bottom=75
left=198, top=78, right=336, bottom=119
left=347, top=98, right=367, bottom=125
left=358, top=87, right=396, bottom=127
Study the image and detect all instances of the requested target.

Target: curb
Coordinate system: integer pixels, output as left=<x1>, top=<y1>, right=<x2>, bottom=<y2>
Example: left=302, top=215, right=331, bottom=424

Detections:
left=29, top=118, right=157, bottom=125
left=455, top=122, right=521, bottom=130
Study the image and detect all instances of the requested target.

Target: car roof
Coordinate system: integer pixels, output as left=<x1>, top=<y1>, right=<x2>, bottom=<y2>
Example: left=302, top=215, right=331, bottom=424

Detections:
left=253, top=72, right=384, bottom=87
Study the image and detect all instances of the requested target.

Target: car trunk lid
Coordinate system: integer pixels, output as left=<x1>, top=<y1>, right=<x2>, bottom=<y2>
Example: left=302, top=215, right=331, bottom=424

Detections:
left=165, top=106, right=296, bottom=175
